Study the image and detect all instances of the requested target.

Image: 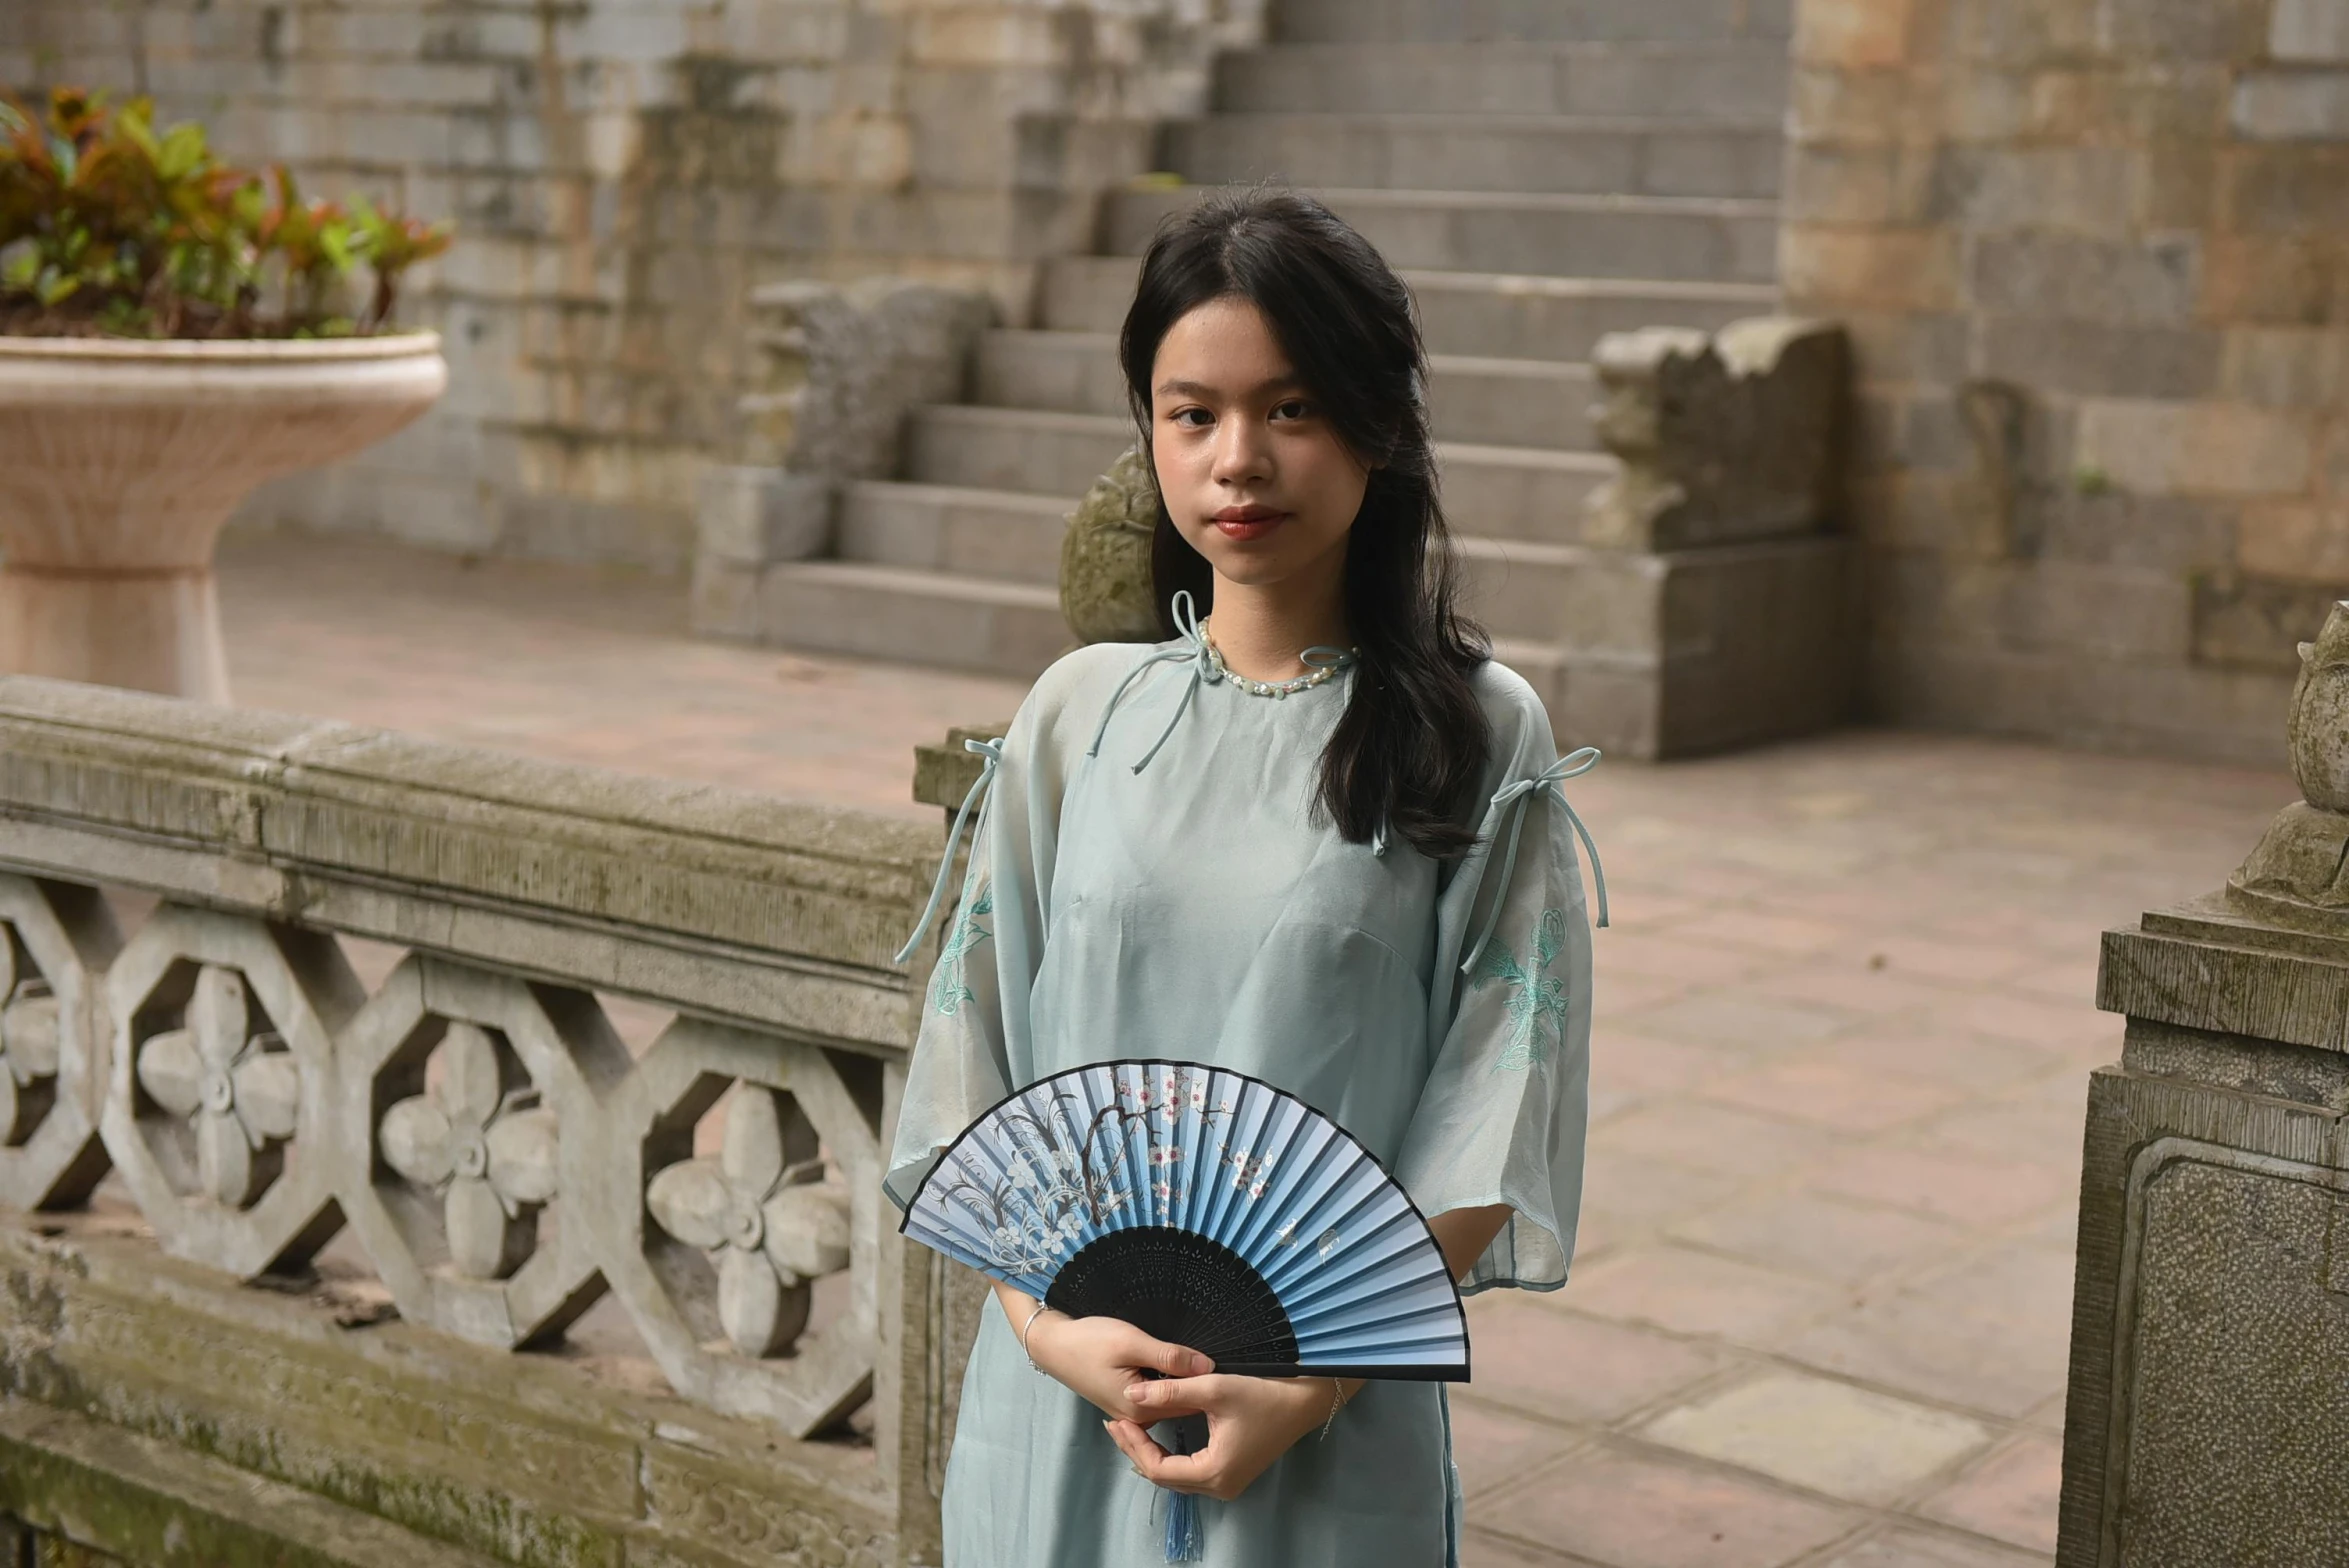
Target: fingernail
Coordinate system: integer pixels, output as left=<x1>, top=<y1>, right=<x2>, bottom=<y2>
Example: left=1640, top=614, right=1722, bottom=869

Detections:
left=1124, top=1383, right=1144, bottom=1402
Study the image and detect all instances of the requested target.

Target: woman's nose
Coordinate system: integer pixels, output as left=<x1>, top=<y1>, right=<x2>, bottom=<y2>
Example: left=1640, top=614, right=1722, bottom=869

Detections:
left=1210, top=419, right=1271, bottom=486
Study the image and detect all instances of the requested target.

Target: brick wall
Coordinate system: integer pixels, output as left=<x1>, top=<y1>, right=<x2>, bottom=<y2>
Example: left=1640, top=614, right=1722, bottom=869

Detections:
left=0, top=1, right=1257, bottom=572
left=1785, top=0, right=2349, bottom=764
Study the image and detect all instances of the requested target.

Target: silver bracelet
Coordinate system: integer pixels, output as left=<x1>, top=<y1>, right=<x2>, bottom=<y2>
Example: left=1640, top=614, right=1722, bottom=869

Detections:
left=1318, top=1377, right=1351, bottom=1441
left=1019, top=1299, right=1053, bottom=1371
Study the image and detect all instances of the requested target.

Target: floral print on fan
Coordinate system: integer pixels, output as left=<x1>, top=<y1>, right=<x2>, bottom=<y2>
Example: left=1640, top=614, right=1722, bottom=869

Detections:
left=936, top=1068, right=1234, bottom=1274
left=1472, top=906, right=1571, bottom=1072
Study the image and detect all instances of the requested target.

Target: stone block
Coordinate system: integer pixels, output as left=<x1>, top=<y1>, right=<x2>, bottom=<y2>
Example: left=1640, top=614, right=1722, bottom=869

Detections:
left=2275, top=0, right=2349, bottom=61
left=1793, top=0, right=1916, bottom=67
left=2190, top=568, right=2346, bottom=672
left=1781, top=224, right=1962, bottom=311
left=2100, top=0, right=2270, bottom=61
left=2222, top=326, right=2349, bottom=409
left=1924, top=144, right=2139, bottom=235
left=2076, top=399, right=2316, bottom=498
left=1968, top=233, right=2202, bottom=327
left=696, top=466, right=835, bottom=565
left=1978, top=316, right=2220, bottom=400
left=2232, top=70, right=2349, bottom=140
left=2200, top=235, right=2349, bottom=327
left=2225, top=144, right=2349, bottom=235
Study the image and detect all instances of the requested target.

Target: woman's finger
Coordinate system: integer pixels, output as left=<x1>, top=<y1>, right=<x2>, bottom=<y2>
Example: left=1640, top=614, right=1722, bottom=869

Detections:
left=1106, top=1420, right=1215, bottom=1495
left=1124, top=1334, right=1213, bottom=1378
left=1122, top=1373, right=1224, bottom=1415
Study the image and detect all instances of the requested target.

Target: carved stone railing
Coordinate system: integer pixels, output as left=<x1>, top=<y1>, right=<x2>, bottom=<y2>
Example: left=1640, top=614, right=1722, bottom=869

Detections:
left=0, top=675, right=970, bottom=1567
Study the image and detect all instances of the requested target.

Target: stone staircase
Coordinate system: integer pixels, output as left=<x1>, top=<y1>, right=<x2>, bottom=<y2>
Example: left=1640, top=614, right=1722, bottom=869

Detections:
left=759, top=0, right=1791, bottom=697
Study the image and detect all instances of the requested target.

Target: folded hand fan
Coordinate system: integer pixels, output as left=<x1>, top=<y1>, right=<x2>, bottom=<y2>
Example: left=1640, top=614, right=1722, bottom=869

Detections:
left=900, top=1060, right=1470, bottom=1381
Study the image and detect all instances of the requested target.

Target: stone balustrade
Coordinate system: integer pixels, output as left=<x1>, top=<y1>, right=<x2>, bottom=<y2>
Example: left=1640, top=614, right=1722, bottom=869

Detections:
left=0, top=675, right=974, bottom=1566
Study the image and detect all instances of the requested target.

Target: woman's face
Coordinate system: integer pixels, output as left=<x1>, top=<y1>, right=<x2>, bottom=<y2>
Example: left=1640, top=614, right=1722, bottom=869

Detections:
left=1147, top=295, right=1369, bottom=597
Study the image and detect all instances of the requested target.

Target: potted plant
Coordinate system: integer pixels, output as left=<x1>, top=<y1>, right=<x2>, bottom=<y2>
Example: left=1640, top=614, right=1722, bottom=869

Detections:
left=0, top=87, right=453, bottom=701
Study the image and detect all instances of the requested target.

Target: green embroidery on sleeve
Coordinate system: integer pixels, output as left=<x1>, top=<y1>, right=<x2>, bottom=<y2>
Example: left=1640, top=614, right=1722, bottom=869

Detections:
left=929, top=883, right=995, bottom=1017
left=1471, top=906, right=1570, bottom=1071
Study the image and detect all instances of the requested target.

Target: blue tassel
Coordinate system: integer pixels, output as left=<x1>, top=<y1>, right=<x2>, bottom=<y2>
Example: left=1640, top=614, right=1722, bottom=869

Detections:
left=1164, top=1493, right=1201, bottom=1563
left=1160, top=1418, right=1203, bottom=1562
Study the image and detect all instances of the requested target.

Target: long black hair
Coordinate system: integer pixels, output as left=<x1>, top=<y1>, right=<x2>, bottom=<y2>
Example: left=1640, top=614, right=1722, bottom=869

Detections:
left=1119, top=188, right=1492, bottom=859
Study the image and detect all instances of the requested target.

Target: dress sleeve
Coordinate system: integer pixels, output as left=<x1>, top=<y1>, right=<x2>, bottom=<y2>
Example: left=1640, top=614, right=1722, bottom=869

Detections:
left=881, top=687, right=1061, bottom=1214
left=1393, top=676, right=1603, bottom=1296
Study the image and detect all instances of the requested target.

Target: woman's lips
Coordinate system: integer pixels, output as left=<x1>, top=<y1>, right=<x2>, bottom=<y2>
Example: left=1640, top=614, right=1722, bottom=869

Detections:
left=1212, top=508, right=1289, bottom=541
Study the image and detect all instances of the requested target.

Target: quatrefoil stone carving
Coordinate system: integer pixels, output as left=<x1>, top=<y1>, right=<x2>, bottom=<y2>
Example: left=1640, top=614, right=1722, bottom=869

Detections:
left=0, top=876, right=118, bottom=1212
left=0, top=928, right=62, bottom=1146
left=380, top=1022, right=559, bottom=1281
left=646, top=1084, right=851, bottom=1357
left=134, top=964, right=299, bottom=1208
left=338, top=955, right=623, bottom=1349
left=103, top=907, right=362, bottom=1279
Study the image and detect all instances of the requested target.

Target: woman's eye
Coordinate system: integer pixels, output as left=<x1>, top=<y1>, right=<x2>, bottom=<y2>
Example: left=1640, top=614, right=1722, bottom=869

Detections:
left=1271, top=399, right=1313, bottom=421
left=1169, top=407, right=1212, bottom=429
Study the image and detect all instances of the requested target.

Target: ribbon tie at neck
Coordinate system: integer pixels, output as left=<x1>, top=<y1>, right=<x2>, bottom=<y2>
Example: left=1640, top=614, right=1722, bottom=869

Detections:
left=1460, top=745, right=1609, bottom=976
left=893, top=735, right=1005, bottom=965
left=1086, top=588, right=1220, bottom=775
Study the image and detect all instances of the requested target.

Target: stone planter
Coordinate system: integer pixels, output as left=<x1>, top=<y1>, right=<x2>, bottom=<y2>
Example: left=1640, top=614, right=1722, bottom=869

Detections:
left=0, top=333, right=447, bottom=702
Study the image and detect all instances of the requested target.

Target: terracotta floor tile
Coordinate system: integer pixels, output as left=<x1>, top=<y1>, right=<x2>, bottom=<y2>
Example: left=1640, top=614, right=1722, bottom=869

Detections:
left=1450, top=1399, right=1589, bottom=1501
left=1613, top=993, right=1857, bottom=1053
left=1477, top=1440, right=1863, bottom=1568
left=1580, top=1147, right=1746, bottom=1231
left=1636, top=1369, right=1994, bottom=1505
left=1459, top=1527, right=1580, bottom=1566
left=1589, top=1100, right=1839, bottom=1181
left=1699, top=1057, right=1972, bottom=1134
left=1920, top=1434, right=2064, bottom=1554
left=1667, top=908, right=1852, bottom=960
left=1774, top=1290, right=2071, bottom=1421
left=1666, top=1190, right=1970, bottom=1288
left=1461, top=1296, right=1725, bottom=1426
left=1801, top=1145, right=2075, bottom=1230
left=1564, top=1246, right=1843, bottom=1345
left=1816, top=1526, right=2051, bottom=1567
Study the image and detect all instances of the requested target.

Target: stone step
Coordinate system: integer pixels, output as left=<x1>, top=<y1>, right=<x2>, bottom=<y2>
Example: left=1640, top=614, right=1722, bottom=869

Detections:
left=1271, top=0, right=1793, bottom=45
left=1101, top=186, right=1779, bottom=284
left=1164, top=113, right=1784, bottom=200
left=907, top=405, right=1610, bottom=541
left=1035, top=256, right=1775, bottom=360
left=750, top=560, right=1071, bottom=676
left=974, top=330, right=1598, bottom=451
left=837, top=480, right=1068, bottom=583
left=1215, top=42, right=1791, bottom=120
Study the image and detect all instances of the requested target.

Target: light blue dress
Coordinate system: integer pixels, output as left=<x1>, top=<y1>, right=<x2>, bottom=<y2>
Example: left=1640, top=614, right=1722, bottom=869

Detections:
left=883, top=603, right=1602, bottom=1568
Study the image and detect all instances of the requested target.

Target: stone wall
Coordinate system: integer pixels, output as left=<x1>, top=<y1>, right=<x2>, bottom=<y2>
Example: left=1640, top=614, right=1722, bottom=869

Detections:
left=1785, top=0, right=2349, bottom=764
left=0, top=0, right=1260, bottom=573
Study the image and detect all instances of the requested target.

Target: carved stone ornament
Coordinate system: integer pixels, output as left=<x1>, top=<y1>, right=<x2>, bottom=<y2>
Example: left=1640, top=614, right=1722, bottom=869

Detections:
left=1059, top=444, right=1164, bottom=645
left=0, top=875, right=118, bottom=1212
left=379, top=1022, right=559, bottom=1281
left=103, top=907, right=363, bottom=1279
left=646, top=1084, right=851, bottom=1358
left=338, top=955, right=622, bottom=1350
left=2227, top=600, right=2349, bottom=929
left=602, top=1016, right=879, bottom=1438
left=1582, top=316, right=1847, bottom=552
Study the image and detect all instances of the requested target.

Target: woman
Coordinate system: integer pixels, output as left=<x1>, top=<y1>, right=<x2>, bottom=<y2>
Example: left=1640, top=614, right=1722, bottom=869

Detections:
left=883, top=188, right=1603, bottom=1567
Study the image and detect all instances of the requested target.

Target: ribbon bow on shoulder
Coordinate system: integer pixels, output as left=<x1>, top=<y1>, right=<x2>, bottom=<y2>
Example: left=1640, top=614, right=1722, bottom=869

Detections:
left=1460, top=745, right=1610, bottom=977
left=894, top=735, right=1006, bottom=966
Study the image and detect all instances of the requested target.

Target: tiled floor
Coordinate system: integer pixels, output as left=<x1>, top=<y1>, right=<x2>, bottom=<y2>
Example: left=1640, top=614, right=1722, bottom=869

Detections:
left=218, top=529, right=2298, bottom=1568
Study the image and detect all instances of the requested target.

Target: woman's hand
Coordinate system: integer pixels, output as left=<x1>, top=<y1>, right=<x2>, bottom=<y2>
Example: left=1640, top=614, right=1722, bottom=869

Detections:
left=1103, top=1373, right=1359, bottom=1501
left=996, top=1284, right=1212, bottom=1424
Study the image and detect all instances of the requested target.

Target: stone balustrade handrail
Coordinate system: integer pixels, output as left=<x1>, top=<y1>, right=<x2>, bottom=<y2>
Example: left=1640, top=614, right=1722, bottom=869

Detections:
left=0, top=675, right=937, bottom=1053
left=0, top=677, right=970, bottom=1565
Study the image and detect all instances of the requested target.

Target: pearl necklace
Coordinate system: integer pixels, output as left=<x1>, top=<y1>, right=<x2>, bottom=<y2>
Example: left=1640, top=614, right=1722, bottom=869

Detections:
left=1200, top=620, right=1358, bottom=698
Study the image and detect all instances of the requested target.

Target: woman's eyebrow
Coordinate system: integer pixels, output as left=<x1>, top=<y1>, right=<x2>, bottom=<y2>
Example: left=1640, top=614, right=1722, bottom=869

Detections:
left=1154, top=374, right=1305, bottom=400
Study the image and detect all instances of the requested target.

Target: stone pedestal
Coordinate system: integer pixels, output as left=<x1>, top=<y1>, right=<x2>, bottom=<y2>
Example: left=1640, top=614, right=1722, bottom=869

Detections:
left=2060, top=603, right=2349, bottom=1565
left=1559, top=316, right=1855, bottom=759
left=0, top=336, right=445, bottom=703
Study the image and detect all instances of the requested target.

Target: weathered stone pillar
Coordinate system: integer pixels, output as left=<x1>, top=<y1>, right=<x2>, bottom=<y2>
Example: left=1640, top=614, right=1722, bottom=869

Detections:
left=2061, top=602, right=2349, bottom=1565
left=1564, top=316, right=1856, bottom=758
